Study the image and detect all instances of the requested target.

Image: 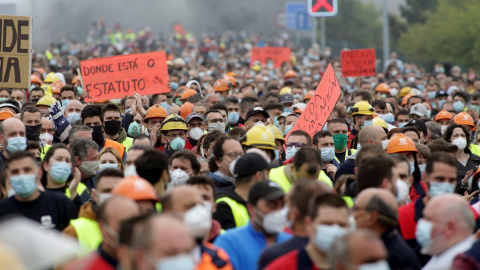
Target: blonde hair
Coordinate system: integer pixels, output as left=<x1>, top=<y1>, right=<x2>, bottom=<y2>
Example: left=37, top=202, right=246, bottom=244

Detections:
left=98, top=147, right=124, bottom=171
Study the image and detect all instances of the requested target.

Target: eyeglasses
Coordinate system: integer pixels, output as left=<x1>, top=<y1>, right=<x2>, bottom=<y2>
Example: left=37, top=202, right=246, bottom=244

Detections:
left=165, top=132, right=186, bottom=140
left=286, top=143, right=306, bottom=149
left=223, top=152, right=243, bottom=159
left=209, top=118, right=225, bottom=123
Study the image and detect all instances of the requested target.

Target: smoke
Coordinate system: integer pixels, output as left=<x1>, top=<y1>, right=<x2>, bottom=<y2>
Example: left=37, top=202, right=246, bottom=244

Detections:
left=25, top=0, right=290, bottom=50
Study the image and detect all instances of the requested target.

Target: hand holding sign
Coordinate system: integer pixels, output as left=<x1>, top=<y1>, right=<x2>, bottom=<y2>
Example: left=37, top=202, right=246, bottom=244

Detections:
left=285, top=64, right=342, bottom=140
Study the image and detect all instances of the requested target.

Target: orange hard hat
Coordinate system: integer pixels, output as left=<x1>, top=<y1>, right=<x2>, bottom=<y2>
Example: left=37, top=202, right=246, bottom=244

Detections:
left=285, top=70, right=297, bottom=79
left=304, top=90, right=314, bottom=101
left=386, top=133, right=418, bottom=154
left=375, top=83, right=390, bottom=93
left=213, top=79, right=230, bottom=92
left=30, top=74, right=43, bottom=85
left=226, top=72, right=237, bottom=78
left=454, top=112, right=475, bottom=129
left=144, top=104, right=168, bottom=121
left=72, top=75, right=79, bottom=85
left=225, top=76, right=238, bottom=87
left=180, top=89, right=198, bottom=101
left=434, top=110, right=453, bottom=122
left=175, top=86, right=188, bottom=98
left=180, top=102, right=194, bottom=119
left=401, top=94, right=412, bottom=106
left=112, top=176, right=159, bottom=202
left=51, top=81, right=64, bottom=94
left=0, top=110, right=14, bottom=121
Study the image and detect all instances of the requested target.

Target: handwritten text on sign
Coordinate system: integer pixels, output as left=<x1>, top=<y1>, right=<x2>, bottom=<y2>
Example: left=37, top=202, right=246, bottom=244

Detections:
left=250, top=47, right=291, bottom=68
left=0, top=15, right=32, bottom=89
left=341, top=48, right=376, bottom=77
left=81, top=51, right=169, bottom=102
left=286, top=64, right=341, bottom=140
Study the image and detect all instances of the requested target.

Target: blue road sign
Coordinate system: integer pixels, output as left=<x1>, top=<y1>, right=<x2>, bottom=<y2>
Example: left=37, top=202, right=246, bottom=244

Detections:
left=285, top=2, right=313, bottom=31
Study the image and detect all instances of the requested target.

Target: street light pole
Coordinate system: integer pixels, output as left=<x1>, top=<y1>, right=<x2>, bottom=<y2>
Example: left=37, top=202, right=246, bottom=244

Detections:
left=382, top=0, right=390, bottom=70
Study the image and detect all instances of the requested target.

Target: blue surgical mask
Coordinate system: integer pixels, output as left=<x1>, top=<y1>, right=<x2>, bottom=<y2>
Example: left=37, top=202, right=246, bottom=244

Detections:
left=61, top=99, right=70, bottom=108
left=362, top=120, right=373, bottom=128
left=415, top=218, right=433, bottom=250
left=49, top=162, right=72, bottom=183
left=228, top=112, right=240, bottom=124
left=285, top=146, right=298, bottom=160
left=472, top=105, right=480, bottom=114
left=99, top=163, right=119, bottom=172
left=358, top=260, right=391, bottom=270
left=314, top=225, right=348, bottom=252
left=128, top=121, right=141, bottom=137
left=417, top=84, right=424, bottom=91
left=320, top=147, right=335, bottom=162
left=284, top=107, right=293, bottom=113
left=418, top=164, right=426, bottom=174
left=6, top=136, right=27, bottom=153
left=170, top=137, right=186, bottom=151
left=274, top=149, right=280, bottom=162
left=155, top=253, right=195, bottom=270
left=453, top=100, right=465, bottom=112
left=0, top=97, right=8, bottom=102
left=67, top=112, right=81, bottom=124
left=76, top=86, right=83, bottom=96
left=427, top=91, right=436, bottom=100
left=428, top=181, right=455, bottom=198
left=10, top=174, right=37, bottom=198
left=383, top=113, right=394, bottom=124
left=170, top=82, right=179, bottom=91
left=409, top=162, right=415, bottom=175
left=284, top=124, right=293, bottom=135
left=398, top=122, right=407, bottom=128
left=381, top=139, right=389, bottom=150
left=437, top=100, right=446, bottom=110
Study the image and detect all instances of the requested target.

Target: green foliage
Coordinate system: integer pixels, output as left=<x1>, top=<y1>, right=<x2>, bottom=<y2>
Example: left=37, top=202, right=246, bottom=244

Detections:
left=399, top=0, right=480, bottom=68
left=388, top=14, right=407, bottom=48
left=400, top=0, right=438, bottom=25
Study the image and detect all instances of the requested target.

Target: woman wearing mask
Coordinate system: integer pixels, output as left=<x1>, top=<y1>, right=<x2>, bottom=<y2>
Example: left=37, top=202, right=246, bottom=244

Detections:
left=98, top=147, right=124, bottom=172
left=42, top=144, right=89, bottom=210
left=444, top=124, right=480, bottom=194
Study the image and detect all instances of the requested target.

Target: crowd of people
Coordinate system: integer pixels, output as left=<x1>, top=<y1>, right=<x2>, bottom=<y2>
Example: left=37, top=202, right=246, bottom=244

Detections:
left=2, top=21, right=480, bottom=270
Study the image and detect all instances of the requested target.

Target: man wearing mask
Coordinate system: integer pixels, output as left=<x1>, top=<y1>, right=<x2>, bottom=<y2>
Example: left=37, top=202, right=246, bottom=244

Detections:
left=66, top=196, right=140, bottom=269
left=226, top=97, right=243, bottom=128
left=59, top=85, right=78, bottom=108
left=143, top=104, right=168, bottom=149
left=0, top=151, right=77, bottom=231
left=102, top=103, right=134, bottom=152
left=70, top=138, right=100, bottom=192
left=312, top=131, right=340, bottom=182
left=162, top=185, right=233, bottom=270
left=185, top=113, right=204, bottom=150
left=64, top=99, right=83, bottom=125
left=213, top=78, right=231, bottom=103
left=169, top=150, right=200, bottom=186
left=208, top=137, right=243, bottom=191
left=211, top=104, right=230, bottom=133
left=354, top=188, right=421, bottom=270
left=245, top=107, right=269, bottom=131
left=258, top=180, right=332, bottom=269
left=265, top=193, right=349, bottom=270
left=346, top=101, right=374, bottom=146
left=327, top=119, right=354, bottom=164
left=81, top=105, right=126, bottom=160
left=0, top=118, right=27, bottom=169
left=204, top=109, right=226, bottom=134
left=159, top=114, right=188, bottom=158
left=417, top=194, right=475, bottom=270
left=214, top=181, right=291, bottom=270
left=20, top=106, right=42, bottom=143
left=29, top=87, right=45, bottom=104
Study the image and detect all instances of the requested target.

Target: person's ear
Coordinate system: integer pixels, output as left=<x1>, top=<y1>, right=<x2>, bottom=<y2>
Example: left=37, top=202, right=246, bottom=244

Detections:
left=43, top=161, right=51, bottom=173
left=74, top=156, right=82, bottom=167
left=215, top=158, right=223, bottom=169
left=304, top=216, right=313, bottom=235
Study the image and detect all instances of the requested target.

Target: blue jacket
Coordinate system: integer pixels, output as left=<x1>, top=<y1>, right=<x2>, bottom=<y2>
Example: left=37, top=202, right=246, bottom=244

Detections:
left=213, top=222, right=292, bottom=270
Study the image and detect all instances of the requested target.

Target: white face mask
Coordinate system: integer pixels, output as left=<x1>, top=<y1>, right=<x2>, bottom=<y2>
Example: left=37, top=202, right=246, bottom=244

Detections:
left=452, top=137, right=467, bottom=150
left=98, top=193, right=112, bottom=205
left=170, top=169, right=191, bottom=186
left=358, top=260, right=390, bottom=270
left=39, top=132, right=53, bottom=145
left=396, top=179, right=409, bottom=203
left=124, top=165, right=137, bottom=177
left=183, top=202, right=212, bottom=239
left=155, top=253, right=195, bottom=270
left=255, top=207, right=287, bottom=234
left=189, top=127, right=204, bottom=141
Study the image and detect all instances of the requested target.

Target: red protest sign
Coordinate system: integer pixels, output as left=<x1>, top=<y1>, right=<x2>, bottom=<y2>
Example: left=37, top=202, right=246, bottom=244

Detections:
left=285, top=64, right=341, bottom=140
left=341, top=48, right=376, bottom=77
left=250, top=47, right=291, bottom=68
left=81, top=52, right=169, bottom=102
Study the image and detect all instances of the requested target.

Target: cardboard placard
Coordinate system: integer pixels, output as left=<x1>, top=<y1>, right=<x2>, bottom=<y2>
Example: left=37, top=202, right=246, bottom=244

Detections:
left=0, top=15, right=32, bottom=89
left=286, top=64, right=341, bottom=139
left=250, top=47, right=291, bottom=68
left=81, top=52, right=169, bottom=102
left=341, top=48, right=376, bottom=77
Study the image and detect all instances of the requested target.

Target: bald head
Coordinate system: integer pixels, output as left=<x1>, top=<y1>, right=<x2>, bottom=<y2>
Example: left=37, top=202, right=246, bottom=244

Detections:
left=0, top=117, right=25, bottom=137
left=243, top=89, right=259, bottom=99
left=101, top=196, right=140, bottom=231
left=425, top=194, right=474, bottom=230
left=357, top=188, right=397, bottom=211
left=162, top=185, right=202, bottom=213
left=151, top=215, right=194, bottom=259
left=358, top=125, right=386, bottom=147
left=354, top=188, right=398, bottom=231
left=41, top=117, right=54, bottom=130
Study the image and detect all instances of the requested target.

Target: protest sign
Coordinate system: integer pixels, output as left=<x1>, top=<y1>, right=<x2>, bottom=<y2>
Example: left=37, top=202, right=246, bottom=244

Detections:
left=81, top=51, right=169, bottom=102
left=0, top=15, right=32, bottom=89
left=341, top=48, right=376, bottom=77
left=250, top=47, right=291, bottom=68
left=285, top=64, right=341, bottom=140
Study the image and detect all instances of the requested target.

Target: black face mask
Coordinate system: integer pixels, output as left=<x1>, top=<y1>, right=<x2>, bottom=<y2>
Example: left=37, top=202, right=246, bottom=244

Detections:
left=90, top=125, right=105, bottom=146
left=104, top=120, right=122, bottom=136
left=31, top=98, right=39, bottom=104
left=25, top=124, right=41, bottom=141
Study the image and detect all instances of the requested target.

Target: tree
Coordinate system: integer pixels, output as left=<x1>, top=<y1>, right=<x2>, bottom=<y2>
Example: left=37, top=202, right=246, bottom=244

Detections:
left=400, top=0, right=439, bottom=25
left=399, top=0, right=480, bottom=69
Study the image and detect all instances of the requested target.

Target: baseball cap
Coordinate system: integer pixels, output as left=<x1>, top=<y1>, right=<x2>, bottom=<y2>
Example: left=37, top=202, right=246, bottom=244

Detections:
left=405, top=119, right=427, bottom=136
left=185, top=112, right=203, bottom=123
left=280, top=94, right=294, bottom=104
left=435, top=90, right=448, bottom=99
left=409, top=103, right=428, bottom=117
left=246, top=107, right=269, bottom=121
left=232, top=153, right=275, bottom=178
left=248, top=180, right=285, bottom=204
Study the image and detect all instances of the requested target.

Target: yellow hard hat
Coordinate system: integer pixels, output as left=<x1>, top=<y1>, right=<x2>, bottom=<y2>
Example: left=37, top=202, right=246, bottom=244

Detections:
left=279, top=87, right=292, bottom=95
left=372, top=117, right=387, bottom=130
left=267, top=124, right=284, bottom=142
left=347, top=101, right=374, bottom=116
left=40, top=84, right=53, bottom=96
left=160, top=114, right=188, bottom=132
left=399, top=87, right=411, bottom=97
left=35, top=96, right=57, bottom=107
left=242, top=125, right=276, bottom=150
left=44, top=72, right=59, bottom=83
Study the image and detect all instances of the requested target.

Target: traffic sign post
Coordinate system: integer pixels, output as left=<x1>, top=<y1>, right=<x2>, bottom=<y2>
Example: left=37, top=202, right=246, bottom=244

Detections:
left=285, top=2, right=313, bottom=31
left=307, top=0, right=338, bottom=17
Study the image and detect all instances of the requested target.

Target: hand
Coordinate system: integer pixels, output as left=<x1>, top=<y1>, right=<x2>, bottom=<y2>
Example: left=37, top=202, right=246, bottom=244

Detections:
left=464, top=190, right=479, bottom=202
left=49, top=100, right=64, bottom=120
left=326, top=164, right=338, bottom=178
left=129, top=99, right=137, bottom=116
left=69, top=167, right=81, bottom=200
left=150, top=123, right=161, bottom=146
left=132, top=92, right=147, bottom=116
left=468, top=107, right=480, bottom=122
left=462, top=169, right=474, bottom=187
